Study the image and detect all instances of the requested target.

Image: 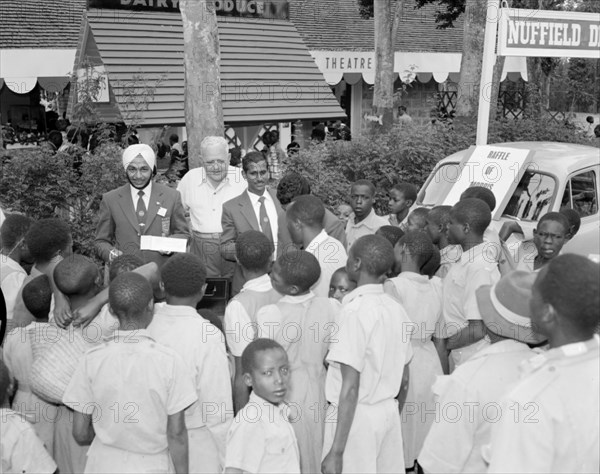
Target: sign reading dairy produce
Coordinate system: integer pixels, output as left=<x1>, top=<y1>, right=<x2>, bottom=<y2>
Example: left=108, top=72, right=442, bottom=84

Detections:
left=442, top=145, right=534, bottom=218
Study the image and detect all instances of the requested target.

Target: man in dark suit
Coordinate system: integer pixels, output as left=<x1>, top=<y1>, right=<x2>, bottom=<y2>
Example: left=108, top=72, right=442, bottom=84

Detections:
left=95, top=144, right=189, bottom=268
left=221, top=151, right=293, bottom=295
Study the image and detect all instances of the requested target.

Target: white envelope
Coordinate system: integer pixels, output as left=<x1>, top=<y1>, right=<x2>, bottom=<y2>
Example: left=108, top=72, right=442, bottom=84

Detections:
left=140, top=236, right=187, bottom=253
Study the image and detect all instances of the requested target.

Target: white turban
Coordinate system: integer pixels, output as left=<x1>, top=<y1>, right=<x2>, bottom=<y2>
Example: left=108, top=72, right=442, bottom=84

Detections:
left=122, top=144, right=156, bottom=169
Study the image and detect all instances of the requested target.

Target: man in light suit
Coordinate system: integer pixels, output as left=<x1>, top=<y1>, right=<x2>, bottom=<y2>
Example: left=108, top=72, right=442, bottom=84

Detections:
left=95, top=144, right=189, bottom=268
left=221, top=151, right=293, bottom=295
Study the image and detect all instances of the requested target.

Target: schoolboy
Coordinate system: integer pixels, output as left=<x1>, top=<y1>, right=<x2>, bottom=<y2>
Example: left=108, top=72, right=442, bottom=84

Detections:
left=0, top=214, right=33, bottom=322
left=0, top=359, right=57, bottom=474
left=256, top=250, right=338, bottom=474
left=12, top=218, right=72, bottom=329
left=223, top=230, right=281, bottom=412
left=442, top=198, right=500, bottom=370
left=286, top=195, right=347, bottom=298
left=375, top=225, right=405, bottom=248
left=387, top=182, right=417, bottom=227
left=487, top=255, right=599, bottom=473
left=336, top=203, right=353, bottom=225
left=460, top=186, right=502, bottom=261
left=405, top=207, right=430, bottom=233
left=328, top=267, right=356, bottom=304
left=345, top=180, right=388, bottom=249
left=383, top=231, right=445, bottom=468
left=63, top=272, right=197, bottom=473
left=147, top=253, right=233, bottom=473
left=3, top=275, right=59, bottom=453
left=420, top=270, right=544, bottom=473
left=425, top=205, right=461, bottom=278
left=322, top=235, right=413, bottom=473
left=225, top=338, right=300, bottom=474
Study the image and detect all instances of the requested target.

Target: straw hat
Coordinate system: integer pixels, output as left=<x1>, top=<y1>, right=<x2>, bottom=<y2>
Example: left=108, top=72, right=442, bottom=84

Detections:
left=476, top=270, right=547, bottom=345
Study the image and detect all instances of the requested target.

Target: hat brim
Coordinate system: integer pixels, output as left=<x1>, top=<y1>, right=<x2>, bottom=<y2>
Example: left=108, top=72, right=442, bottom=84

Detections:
left=476, top=285, right=547, bottom=345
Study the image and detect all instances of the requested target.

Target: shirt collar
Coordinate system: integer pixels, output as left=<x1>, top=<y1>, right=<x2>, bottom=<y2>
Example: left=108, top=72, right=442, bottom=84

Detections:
left=343, top=283, right=383, bottom=305
left=247, top=189, right=271, bottom=205
left=440, top=245, right=462, bottom=263
left=279, top=291, right=315, bottom=304
left=110, top=329, right=154, bottom=342
left=306, top=229, right=329, bottom=252
left=395, top=271, right=429, bottom=283
left=248, top=391, right=288, bottom=417
left=459, top=242, right=488, bottom=265
left=153, top=302, right=200, bottom=318
left=469, top=339, right=531, bottom=362
left=130, top=181, right=152, bottom=199
left=349, top=209, right=379, bottom=229
left=240, top=273, right=273, bottom=292
left=521, top=335, right=600, bottom=373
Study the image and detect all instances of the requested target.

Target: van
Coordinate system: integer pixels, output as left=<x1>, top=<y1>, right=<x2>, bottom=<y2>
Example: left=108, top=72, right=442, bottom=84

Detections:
left=417, top=142, right=599, bottom=260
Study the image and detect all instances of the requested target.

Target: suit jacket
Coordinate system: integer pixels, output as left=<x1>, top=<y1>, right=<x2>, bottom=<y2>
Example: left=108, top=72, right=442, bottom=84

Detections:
left=221, top=189, right=293, bottom=293
left=94, top=183, right=189, bottom=267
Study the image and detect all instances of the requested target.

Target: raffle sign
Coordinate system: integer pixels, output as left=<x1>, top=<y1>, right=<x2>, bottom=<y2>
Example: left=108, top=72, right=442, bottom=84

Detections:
left=87, top=0, right=290, bottom=20
left=498, top=8, right=600, bottom=59
left=442, top=145, right=534, bottom=219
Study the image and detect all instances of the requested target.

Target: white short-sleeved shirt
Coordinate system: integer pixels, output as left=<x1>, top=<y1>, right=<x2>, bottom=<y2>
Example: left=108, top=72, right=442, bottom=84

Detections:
left=225, top=392, right=300, bottom=474
left=435, top=245, right=462, bottom=279
left=0, top=408, right=57, bottom=474
left=147, top=303, right=233, bottom=430
left=326, top=284, right=413, bottom=405
left=1, top=256, right=27, bottom=320
left=63, top=329, right=197, bottom=454
left=419, top=340, right=535, bottom=473
left=224, top=274, right=279, bottom=357
left=345, top=210, right=388, bottom=250
left=305, top=230, right=348, bottom=298
left=487, top=336, right=600, bottom=473
left=442, top=242, right=500, bottom=337
left=177, top=166, right=247, bottom=233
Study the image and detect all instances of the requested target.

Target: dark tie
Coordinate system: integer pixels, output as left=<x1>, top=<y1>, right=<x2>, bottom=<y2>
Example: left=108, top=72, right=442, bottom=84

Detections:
left=136, top=190, right=147, bottom=230
left=258, top=196, right=274, bottom=245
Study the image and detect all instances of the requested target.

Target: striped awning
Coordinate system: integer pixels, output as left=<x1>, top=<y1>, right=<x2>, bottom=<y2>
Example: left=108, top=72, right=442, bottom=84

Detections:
left=0, top=49, right=75, bottom=93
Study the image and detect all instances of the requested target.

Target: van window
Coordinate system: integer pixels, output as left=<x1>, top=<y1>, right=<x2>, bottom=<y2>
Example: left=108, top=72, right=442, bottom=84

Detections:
left=419, top=163, right=461, bottom=205
left=561, top=170, right=598, bottom=217
left=502, top=171, right=556, bottom=221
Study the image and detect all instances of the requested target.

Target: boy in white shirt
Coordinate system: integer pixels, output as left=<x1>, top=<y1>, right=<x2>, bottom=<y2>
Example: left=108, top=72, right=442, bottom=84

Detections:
left=0, top=359, right=57, bottom=474
left=148, top=253, right=233, bottom=473
left=322, top=234, right=413, bottom=473
left=345, top=180, right=388, bottom=249
left=225, top=338, right=300, bottom=474
left=223, top=230, right=281, bottom=412
left=63, top=272, right=197, bottom=473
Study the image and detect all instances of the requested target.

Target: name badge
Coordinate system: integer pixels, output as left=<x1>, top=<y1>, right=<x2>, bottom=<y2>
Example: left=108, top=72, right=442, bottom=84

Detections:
left=157, top=207, right=167, bottom=217
left=161, top=217, right=170, bottom=236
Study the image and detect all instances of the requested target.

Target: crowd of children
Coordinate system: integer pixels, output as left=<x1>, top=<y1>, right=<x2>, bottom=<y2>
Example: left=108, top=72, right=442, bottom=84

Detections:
left=1, top=161, right=599, bottom=474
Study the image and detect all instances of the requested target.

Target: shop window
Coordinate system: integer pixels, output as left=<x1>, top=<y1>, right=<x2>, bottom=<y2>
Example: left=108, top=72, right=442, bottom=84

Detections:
left=561, top=170, right=598, bottom=217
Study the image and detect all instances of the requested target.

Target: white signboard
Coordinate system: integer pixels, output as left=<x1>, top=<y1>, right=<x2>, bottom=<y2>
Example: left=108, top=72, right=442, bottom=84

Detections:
left=442, top=145, right=534, bottom=217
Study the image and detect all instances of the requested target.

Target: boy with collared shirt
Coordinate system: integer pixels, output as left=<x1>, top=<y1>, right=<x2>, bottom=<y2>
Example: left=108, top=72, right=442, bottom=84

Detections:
left=286, top=195, right=347, bottom=298
left=419, top=270, right=545, bottom=473
left=322, top=235, right=412, bottom=474
left=487, top=255, right=600, bottom=473
left=387, top=182, right=416, bottom=227
left=425, top=206, right=461, bottom=279
left=63, top=272, right=197, bottom=474
left=441, top=198, right=501, bottom=370
left=225, top=338, right=300, bottom=474
left=460, top=186, right=502, bottom=262
left=0, top=359, right=57, bottom=474
left=257, top=251, right=338, bottom=474
left=147, top=253, right=233, bottom=473
left=345, top=180, right=388, bottom=250
left=223, top=231, right=282, bottom=412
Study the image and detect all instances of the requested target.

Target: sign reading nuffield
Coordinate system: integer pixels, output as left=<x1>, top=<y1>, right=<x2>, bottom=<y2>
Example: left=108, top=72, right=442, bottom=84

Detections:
left=498, top=8, right=600, bottom=58
left=87, top=0, right=289, bottom=20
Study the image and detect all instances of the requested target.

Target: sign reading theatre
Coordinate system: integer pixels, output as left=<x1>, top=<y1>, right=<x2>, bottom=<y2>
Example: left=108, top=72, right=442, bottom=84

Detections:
left=88, top=0, right=289, bottom=20
left=498, top=8, right=600, bottom=59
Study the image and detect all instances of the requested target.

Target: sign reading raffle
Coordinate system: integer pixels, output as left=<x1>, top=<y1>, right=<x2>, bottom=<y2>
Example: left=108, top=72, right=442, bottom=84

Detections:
left=442, top=145, right=534, bottom=219
left=498, top=8, right=600, bottom=59
left=87, top=0, right=289, bottom=20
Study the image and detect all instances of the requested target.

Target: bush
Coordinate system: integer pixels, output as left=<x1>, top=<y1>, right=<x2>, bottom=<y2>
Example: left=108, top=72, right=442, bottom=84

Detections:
left=285, top=118, right=598, bottom=213
left=0, top=143, right=124, bottom=260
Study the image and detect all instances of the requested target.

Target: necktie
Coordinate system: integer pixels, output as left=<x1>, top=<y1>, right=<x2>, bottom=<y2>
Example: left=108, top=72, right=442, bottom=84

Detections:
left=136, top=190, right=147, bottom=230
left=258, top=196, right=274, bottom=245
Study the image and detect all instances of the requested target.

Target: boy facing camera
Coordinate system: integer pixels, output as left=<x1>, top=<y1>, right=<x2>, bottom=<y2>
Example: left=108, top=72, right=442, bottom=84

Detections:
left=345, top=180, right=388, bottom=249
left=225, top=338, right=300, bottom=474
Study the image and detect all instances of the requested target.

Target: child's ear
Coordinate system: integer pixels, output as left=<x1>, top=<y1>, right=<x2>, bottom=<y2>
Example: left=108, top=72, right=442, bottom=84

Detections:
left=463, top=222, right=471, bottom=234
left=406, top=199, right=414, bottom=208
left=288, top=285, right=301, bottom=296
left=242, top=373, right=253, bottom=388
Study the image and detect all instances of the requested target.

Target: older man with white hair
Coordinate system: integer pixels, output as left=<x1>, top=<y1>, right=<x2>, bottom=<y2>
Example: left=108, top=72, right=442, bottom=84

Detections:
left=177, top=136, right=247, bottom=278
left=95, top=143, right=189, bottom=267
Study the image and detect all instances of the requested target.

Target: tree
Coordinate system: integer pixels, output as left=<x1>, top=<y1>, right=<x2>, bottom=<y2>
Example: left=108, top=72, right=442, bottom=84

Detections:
left=180, top=0, right=224, bottom=169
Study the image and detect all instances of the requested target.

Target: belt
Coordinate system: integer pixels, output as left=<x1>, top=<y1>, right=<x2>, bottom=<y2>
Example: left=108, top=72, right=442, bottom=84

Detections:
left=193, top=231, right=222, bottom=239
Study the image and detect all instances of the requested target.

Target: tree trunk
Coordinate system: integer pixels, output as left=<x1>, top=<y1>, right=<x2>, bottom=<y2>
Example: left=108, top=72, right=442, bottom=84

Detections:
left=373, top=0, right=394, bottom=128
left=180, top=0, right=224, bottom=169
left=455, top=0, right=504, bottom=123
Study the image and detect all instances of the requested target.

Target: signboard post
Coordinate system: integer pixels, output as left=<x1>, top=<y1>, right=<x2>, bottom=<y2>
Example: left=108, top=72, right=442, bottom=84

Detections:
left=442, top=145, right=534, bottom=219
